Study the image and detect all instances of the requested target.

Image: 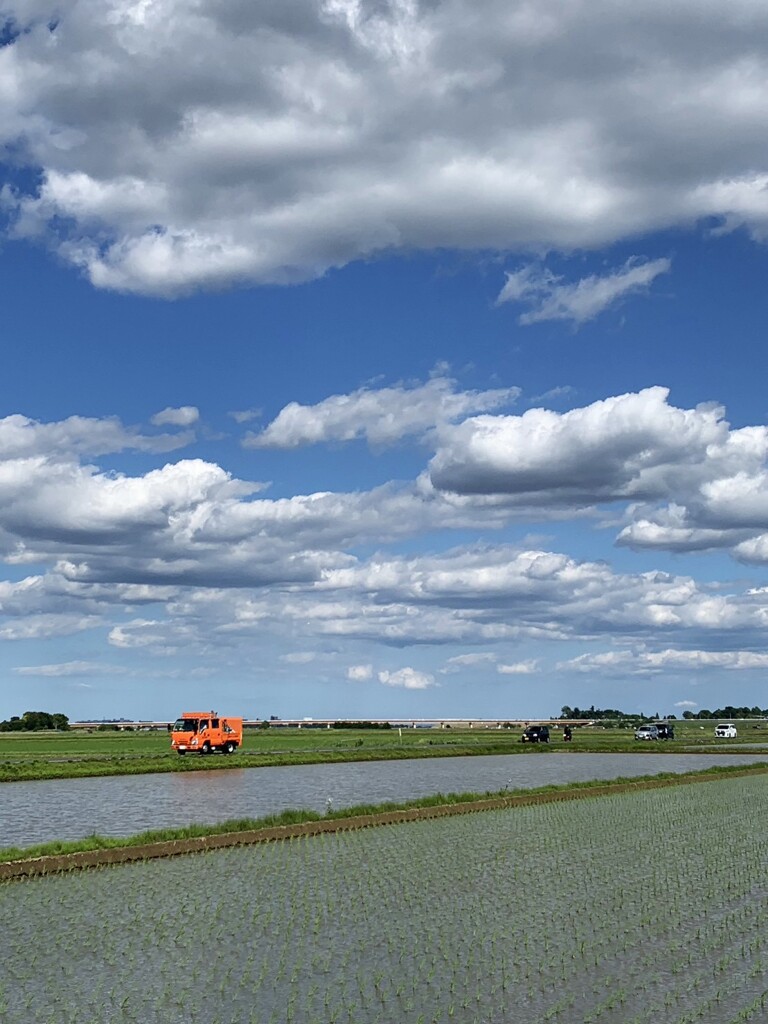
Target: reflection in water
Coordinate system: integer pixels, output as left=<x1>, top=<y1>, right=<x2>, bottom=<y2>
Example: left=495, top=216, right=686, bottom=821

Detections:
left=5, top=752, right=768, bottom=847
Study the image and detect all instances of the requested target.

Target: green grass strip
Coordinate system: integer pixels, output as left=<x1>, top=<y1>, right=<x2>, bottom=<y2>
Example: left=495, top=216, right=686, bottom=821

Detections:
left=0, top=743, right=554, bottom=782
left=3, top=736, right=759, bottom=783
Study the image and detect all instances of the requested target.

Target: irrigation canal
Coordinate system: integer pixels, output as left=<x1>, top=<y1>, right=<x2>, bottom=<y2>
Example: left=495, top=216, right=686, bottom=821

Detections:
left=7, top=752, right=768, bottom=848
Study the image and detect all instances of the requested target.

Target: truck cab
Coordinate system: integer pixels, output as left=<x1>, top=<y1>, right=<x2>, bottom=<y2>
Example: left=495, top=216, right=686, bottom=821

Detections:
left=170, top=711, right=243, bottom=755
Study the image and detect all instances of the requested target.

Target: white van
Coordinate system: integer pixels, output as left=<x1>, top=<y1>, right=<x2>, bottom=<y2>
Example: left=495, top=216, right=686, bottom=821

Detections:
left=714, top=723, right=737, bottom=738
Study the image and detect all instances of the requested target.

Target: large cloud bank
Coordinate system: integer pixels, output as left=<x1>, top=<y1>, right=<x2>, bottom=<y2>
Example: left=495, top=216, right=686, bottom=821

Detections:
left=4, top=0, right=768, bottom=294
left=5, top=383, right=768, bottom=684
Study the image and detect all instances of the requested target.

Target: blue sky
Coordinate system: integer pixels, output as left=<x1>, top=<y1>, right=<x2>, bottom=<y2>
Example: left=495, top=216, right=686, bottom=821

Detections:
left=3, top=1, right=768, bottom=721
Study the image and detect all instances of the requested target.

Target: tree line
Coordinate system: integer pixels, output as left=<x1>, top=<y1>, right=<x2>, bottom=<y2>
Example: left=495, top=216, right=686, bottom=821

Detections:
left=681, top=706, right=768, bottom=719
left=560, top=704, right=768, bottom=721
left=0, top=711, right=70, bottom=732
left=558, top=706, right=665, bottom=721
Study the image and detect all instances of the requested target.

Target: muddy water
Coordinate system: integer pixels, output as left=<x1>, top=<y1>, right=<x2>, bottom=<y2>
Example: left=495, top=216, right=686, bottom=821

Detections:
left=5, top=752, right=767, bottom=847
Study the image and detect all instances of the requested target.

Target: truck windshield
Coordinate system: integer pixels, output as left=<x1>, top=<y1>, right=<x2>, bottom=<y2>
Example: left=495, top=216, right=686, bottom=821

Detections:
left=173, top=719, right=198, bottom=732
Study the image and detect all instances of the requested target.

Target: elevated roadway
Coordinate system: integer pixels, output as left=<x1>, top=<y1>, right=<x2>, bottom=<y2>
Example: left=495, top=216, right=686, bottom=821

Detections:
left=71, top=717, right=595, bottom=730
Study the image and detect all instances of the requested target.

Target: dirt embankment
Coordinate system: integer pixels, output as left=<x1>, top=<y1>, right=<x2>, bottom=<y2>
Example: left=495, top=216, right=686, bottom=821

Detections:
left=2, top=766, right=766, bottom=881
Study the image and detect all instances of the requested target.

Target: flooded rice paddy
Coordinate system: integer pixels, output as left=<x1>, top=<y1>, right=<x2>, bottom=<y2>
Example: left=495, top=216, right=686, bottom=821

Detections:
left=5, top=751, right=768, bottom=847
left=3, top=774, right=768, bottom=1024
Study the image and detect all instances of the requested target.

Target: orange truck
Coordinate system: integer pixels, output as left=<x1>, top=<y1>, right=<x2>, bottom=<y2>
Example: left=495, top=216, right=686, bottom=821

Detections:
left=170, top=711, right=244, bottom=755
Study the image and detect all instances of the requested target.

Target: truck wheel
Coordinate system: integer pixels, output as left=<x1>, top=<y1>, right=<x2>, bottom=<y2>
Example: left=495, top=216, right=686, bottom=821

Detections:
left=201, top=741, right=211, bottom=755
left=225, top=741, right=236, bottom=754
left=177, top=750, right=185, bottom=756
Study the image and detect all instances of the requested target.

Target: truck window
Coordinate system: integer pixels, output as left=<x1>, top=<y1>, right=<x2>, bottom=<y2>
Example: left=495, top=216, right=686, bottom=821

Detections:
left=212, top=719, right=220, bottom=728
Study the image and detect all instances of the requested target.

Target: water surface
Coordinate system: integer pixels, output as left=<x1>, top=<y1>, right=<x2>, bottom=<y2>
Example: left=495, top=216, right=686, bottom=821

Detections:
left=5, top=751, right=767, bottom=847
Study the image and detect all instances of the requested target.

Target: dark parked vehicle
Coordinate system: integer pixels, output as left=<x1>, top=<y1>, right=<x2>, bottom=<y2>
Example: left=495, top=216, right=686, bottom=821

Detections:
left=521, top=725, right=550, bottom=743
left=635, top=722, right=675, bottom=740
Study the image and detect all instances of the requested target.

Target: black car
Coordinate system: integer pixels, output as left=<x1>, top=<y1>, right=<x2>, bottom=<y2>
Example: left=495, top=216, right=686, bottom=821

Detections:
left=521, top=725, right=550, bottom=743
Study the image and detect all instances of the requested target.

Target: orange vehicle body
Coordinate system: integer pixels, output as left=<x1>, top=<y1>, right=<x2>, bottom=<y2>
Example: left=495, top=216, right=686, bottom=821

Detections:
left=170, top=711, right=244, bottom=755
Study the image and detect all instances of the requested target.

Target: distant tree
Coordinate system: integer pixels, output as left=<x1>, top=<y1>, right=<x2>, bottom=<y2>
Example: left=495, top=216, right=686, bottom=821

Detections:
left=333, top=721, right=392, bottom=730
left=21, top=711, right=52, bottom=730
left=0, top=711, right=69, bottom=731
left=558, top=705, right=644, bottom=720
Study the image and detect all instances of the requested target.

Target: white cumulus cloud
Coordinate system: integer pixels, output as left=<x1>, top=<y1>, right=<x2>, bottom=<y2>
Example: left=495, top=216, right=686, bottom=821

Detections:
left=560, top=649, right=768, bottom=675
left=4, top=3, right=768, bottom=294
left=347, top=664, right=373, bottom=681
left=497, top=660, right=539, bottom=675
left=429, top=387, right=731, bottom=503
left=497, top=258, right=671, bottom=324
left=378, top=667, right=436, bottom=690
left=108, top=620, right=165, bottom=649
left=0, top=413, right=193, bottom=458
left=245, top=377, right=519, bottom=449
left=150, top=406, right=200, bottom=427
left=440, top=652, right=497, bottom=673
left=280, top=651, right=316, bottom=664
